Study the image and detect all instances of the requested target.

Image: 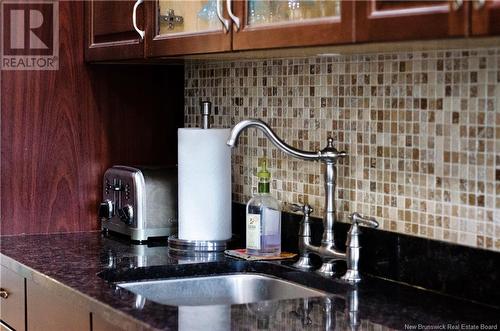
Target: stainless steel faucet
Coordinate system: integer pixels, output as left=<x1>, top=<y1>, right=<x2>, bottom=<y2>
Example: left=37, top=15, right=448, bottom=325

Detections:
left=227, top=119, right=378, bottom=282
left=288, top=203, right=378, bottom=282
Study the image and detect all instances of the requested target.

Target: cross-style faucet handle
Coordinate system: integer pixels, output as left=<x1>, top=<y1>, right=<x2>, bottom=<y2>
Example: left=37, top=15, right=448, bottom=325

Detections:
left=319, top=137, right=347, bottom=161
left=290, top=202, right=316, bottom=271
left=285, top=203, right=313, bottom=217
left=349, top=212, right=379, bottom=228
left=342, top=213, right=378, bottom=283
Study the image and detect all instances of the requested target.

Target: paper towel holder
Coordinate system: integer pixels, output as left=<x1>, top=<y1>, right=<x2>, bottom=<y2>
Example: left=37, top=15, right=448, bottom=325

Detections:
left=168, top=100, right=231, bottom=254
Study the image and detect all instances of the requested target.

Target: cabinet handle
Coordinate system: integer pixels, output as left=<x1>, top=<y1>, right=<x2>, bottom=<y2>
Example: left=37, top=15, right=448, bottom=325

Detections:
left=216, top=0, right=230, bottom=33
left=0, top=288, right=9, bottom=299
left=473, top=0, right=485, bottom=10
left=451, top=0, right=463, bottom=10
left=0, top=321, right=15, bottom=331
left=226, top=0, right=240, bottom=31
left=132, top=0, right=145, bottom=40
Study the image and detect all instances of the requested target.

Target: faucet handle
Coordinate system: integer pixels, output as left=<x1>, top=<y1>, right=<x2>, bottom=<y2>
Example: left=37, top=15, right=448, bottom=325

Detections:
left=285, top=203, right=313, bottom=217
left=349, top=212, right=379, bottom=228
left=342, top=213, right=378, bottom=284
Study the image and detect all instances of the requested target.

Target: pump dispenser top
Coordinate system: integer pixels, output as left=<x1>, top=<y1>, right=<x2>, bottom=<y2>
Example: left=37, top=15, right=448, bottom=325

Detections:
left=257, top=160, right=270, bottom=179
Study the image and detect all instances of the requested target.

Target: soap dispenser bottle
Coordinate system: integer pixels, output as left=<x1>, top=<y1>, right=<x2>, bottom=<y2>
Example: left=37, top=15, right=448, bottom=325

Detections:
left=246, top=160, right=281, bottom=256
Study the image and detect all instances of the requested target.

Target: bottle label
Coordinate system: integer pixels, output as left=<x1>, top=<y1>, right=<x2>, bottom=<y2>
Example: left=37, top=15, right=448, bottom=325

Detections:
left=263, top=208, right=280, bottom=235
left=246, top=213, right=261, bottom=250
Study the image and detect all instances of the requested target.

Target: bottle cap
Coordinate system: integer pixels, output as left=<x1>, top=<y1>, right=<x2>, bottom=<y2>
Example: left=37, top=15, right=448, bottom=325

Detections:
left=257, top=160, right=271, bottom=180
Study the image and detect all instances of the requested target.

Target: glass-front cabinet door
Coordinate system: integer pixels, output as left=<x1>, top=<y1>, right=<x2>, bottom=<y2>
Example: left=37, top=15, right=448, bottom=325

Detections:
left=146, top=0, right=232, bottom=56
left=231, top=0, right=354, bottom=50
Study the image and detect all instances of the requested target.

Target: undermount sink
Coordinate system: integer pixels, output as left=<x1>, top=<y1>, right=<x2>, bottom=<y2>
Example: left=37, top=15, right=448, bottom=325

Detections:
left=118, top=273, right=326, bottom=306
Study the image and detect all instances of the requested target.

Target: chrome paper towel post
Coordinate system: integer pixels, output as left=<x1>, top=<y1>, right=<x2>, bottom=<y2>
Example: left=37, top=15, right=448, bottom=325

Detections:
left=201, top=101, right=211, bottom=129
left=169, top=101, right=232, bottom=254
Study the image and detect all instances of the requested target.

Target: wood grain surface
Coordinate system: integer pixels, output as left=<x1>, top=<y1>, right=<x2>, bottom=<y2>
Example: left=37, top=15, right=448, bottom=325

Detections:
left=1, top=1, right=183, bottom=235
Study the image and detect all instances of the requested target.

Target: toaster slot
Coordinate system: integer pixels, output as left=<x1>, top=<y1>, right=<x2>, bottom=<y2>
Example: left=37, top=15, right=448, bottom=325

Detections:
left=113, top=178, right=122, bottom=211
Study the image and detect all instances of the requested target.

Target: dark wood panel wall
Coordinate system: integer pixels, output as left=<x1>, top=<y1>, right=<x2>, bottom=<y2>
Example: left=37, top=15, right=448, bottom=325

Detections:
left=1, top=1, right=184, bottom=235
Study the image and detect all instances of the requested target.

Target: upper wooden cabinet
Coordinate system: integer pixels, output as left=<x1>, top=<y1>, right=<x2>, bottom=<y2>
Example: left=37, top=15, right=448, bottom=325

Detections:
left=145, top=0, right=232, bottom=56
left=231, top=0, right=354, bottom=50
left=85, top=0, right=500, bottom=61
left=85, top=1, right=145, bottom=61
left=471, top=0, right=500, bottom=35
left=355, top=0, right=469, bottom=42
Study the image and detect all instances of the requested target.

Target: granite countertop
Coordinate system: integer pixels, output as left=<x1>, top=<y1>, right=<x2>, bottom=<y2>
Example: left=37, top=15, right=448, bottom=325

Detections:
left=0, top=232, right=499, bottom=330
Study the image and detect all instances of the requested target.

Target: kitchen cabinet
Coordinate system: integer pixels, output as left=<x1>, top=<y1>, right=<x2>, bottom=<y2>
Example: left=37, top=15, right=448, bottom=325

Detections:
left=146, top=0, right=354, bottom=57
left=0, top=266, right=25, bottom=331
left=1, top=256, right=144, bottom=331
left=86, top=0, right=355, bottom=58
left=85, top=0, right=145, bottom=61
left=355, top=0, right=469, bottom=42
left=231, top=0, right=354, bottom=50
left=145, top=0, right=232, bottom=56
left=26, top=281, right=142, bottom=331
left=471, top=0, right=500, bottom=35
left=85, top=0, right=499, bottom=60
left=27, top=280, right=89, bottom=331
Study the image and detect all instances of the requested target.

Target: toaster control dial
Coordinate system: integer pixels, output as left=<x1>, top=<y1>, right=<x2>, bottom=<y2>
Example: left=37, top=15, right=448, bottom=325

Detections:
left=118, top=205, right=134, bottom=225
left=98, top=200, right=113, bottom=220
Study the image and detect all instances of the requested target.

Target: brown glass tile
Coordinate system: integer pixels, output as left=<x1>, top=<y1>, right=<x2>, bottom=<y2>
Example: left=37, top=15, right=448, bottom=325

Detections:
left=185, top=47, right=500, bottom=252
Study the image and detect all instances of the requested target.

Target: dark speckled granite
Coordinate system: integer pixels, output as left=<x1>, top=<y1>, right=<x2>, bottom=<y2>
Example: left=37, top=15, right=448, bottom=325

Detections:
left=1, top=232, right=499, bottom=331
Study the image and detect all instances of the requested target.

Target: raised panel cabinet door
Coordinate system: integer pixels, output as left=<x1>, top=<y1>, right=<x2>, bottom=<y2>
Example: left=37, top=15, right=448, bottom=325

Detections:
left=471, top=0, right=500, bottom=35
left=146, top=0, right=232, bottom=56
left=92, top=314, right=124, bottom=331
left=26, top=280, right=89, bottom=331
left=85, top=0, right=145, bottom=61
left=92, top=312, right=146, bottom=331
left=232, top=0, right=354, bottom=50
left=0, top=266, right=25, bottom=331
left=355, top=0, right=469, bottom=42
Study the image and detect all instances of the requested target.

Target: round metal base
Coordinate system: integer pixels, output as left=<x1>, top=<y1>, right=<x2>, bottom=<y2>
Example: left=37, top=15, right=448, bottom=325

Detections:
left=341, top=270, right=361, bottom=283
left=292, top=256, right=315, bottom=270
left=316, top=261, right=337, bottom=277
left=168, top=235, right=229, bottom=253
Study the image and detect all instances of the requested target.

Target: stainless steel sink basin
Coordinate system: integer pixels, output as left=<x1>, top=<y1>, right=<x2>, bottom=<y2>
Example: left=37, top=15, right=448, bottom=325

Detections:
left=118, top=273, right=325, bottom=306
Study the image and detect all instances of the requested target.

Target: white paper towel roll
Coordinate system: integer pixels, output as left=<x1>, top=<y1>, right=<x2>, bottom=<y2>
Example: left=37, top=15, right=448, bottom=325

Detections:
left=178, top=128, right=232, bottom=241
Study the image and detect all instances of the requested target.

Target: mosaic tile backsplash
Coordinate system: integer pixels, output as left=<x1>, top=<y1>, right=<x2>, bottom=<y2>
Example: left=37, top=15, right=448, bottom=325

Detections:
left=184, top=47, right=500, bottom=252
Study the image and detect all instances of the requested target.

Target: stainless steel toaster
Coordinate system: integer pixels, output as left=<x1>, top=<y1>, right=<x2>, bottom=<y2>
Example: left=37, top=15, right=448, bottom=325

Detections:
left=98, top=165, right=178, bottom=242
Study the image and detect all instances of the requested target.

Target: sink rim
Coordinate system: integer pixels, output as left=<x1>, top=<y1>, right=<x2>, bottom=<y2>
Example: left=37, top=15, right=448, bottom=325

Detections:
left=116, top=272, right=328, bottom=307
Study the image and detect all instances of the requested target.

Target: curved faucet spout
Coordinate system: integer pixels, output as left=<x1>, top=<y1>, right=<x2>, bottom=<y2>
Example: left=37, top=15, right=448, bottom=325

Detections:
left=227, top=118, right=348, bottom=274
left=226, top=119, right=320, bottom=161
